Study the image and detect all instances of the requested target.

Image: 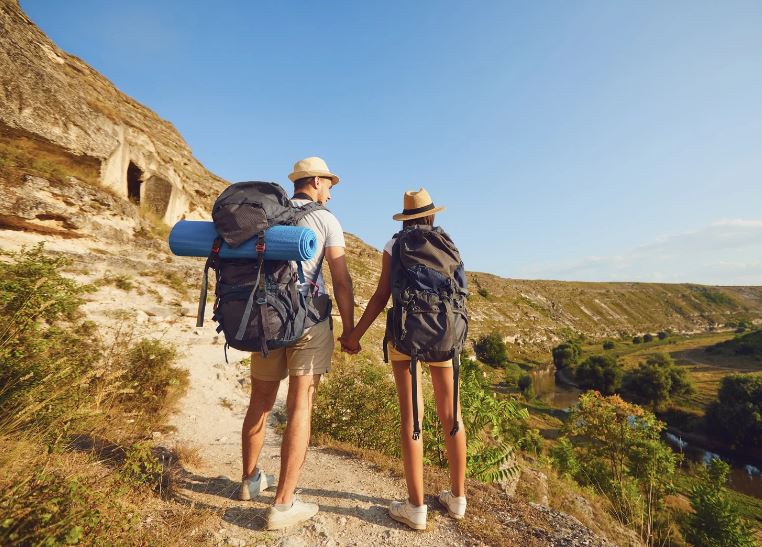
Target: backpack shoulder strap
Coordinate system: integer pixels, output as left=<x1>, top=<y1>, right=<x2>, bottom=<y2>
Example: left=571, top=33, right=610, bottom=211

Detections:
left=291, top=200, right=328, bottom=223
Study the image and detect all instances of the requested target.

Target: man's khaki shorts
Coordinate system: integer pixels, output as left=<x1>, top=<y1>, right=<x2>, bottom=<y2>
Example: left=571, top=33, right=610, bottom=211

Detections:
left=386, top=342, right=452, bottom=368
left=250, top=319, right=334, bottom=381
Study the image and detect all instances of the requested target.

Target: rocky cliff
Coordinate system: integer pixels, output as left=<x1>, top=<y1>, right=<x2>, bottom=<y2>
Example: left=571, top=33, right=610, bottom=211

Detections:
left=0, top=0, right=226, bottom=224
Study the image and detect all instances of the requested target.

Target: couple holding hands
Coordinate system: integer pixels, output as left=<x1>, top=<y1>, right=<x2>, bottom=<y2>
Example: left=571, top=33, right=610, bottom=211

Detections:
left=238, top=156, right=467, bottom=532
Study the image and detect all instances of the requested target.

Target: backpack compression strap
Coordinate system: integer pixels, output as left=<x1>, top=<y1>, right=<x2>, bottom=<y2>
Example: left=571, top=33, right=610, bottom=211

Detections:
left=197, top=237, right=222, bottom=328
left=235, top=230, right=270, bottom=355
left=451, top=350, right=461, bottom=436
left=410, top=350, right=421, bottom=440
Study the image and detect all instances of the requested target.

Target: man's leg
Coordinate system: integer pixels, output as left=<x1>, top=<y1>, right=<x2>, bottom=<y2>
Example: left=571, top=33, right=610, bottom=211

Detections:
left=273, top=373, right=321, bottom=505
left=241, top=377, right=280, bottom=480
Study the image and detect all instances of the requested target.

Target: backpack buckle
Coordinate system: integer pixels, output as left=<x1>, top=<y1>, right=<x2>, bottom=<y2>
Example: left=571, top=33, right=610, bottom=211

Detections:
left=255, top=288, right=267, bottom=305
left=256, top=241, right=266, bottom=254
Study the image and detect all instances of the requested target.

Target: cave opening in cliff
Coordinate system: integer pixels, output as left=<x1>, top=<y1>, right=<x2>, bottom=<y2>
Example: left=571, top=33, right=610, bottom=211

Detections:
left=127, top=162, right=142, bottom=204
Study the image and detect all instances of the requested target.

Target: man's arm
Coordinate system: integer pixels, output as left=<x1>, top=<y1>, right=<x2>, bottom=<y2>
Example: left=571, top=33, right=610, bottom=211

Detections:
left=325, top=246, right=355, bottom=339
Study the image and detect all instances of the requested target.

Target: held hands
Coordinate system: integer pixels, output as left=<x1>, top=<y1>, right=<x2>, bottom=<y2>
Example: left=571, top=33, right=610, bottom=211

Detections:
left=339, top=331, right=361, bottom=355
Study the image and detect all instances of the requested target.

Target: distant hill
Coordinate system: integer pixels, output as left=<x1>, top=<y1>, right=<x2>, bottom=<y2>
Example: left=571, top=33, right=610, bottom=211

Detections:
left=337, top=234, right=762, bottom=363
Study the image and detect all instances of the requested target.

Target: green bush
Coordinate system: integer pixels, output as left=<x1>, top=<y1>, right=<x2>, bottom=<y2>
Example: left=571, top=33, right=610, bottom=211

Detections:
left=0, top=471, right=106, bottom=545
left=313, top=355, right=400, bottom=455
left=564, top=392, right=680, bottom=543
left=657, top=331, right=668, bottom=340
left=705, top=375, right=762, bottom=451
left=473, top=331, right=508, bottom=366
left=643, top=333, right=654, bottom=343
left=633, top=336, right=643, bottom=344
left=477, top=287, right=489, bottom=298
left=314, top=353, right=531, bottom=482
left=120, top=442, right=164, bottom=488
left=552, top=341, right=581, bottom=370
left=622, top=353, right=694, bottom=409
left=550, top=437, right=579, bottom=478
left=119, top=338, right=187, bottom=420
left=575, top=355, right=623, bottom=395
left=685, top=458, right=756, bottom=547
left=517, top=374, right=533, bottom=394
left=603, top=340, right=615, bottom=350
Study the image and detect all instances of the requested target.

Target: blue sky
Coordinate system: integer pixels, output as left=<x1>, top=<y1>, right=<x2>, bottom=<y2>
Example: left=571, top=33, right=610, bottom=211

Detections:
left=22, top=1, right=762, bottom=284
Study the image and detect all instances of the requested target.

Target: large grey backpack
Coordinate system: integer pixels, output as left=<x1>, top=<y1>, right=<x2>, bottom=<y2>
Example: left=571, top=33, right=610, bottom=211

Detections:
left=384, top=225, right=469, bottom=439
left=196, top=182, right=331, bottom=357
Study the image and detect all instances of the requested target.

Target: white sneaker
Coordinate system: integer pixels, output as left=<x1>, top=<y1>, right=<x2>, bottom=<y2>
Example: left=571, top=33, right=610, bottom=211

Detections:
left=389, top=500, right=427, bottom=530
left=438, top=490, right=466, bottom=519
left=238, top=471, right=277, bottom=501
left=266, top=498, right=319, bottom=530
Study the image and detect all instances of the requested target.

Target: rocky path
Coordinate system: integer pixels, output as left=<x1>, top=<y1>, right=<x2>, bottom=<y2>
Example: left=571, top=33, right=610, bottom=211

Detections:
left=164, top=318, right=471, bottom=547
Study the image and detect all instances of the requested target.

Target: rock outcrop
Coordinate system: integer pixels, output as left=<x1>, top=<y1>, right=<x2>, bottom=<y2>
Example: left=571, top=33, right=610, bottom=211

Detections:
left=0, top=0, right=226, bottom=223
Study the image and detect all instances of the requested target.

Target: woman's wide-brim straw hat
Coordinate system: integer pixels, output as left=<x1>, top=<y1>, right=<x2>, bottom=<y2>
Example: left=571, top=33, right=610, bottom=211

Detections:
left=288, top=156, right=340, bottom=185
left=392, top=188, right=446, bottom=221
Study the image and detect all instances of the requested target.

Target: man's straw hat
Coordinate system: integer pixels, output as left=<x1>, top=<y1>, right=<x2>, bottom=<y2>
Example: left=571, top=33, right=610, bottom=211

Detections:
left=288, top=156, right=340, bottom=185
left=392, top=188, right=446, bottom=221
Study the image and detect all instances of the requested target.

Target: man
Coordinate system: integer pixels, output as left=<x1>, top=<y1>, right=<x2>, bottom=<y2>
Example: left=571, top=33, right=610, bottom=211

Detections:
left=238, top=156, right=355, bottom=530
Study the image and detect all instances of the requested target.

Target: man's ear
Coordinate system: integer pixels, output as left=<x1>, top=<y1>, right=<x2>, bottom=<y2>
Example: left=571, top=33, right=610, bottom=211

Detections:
left=310, top=176, right=321, bottom=190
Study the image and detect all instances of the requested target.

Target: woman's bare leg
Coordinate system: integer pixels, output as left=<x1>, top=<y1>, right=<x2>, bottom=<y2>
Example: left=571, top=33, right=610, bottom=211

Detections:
left=430, top=366, right=466, bottom=497
left=392, top=360, right=425, bottom=506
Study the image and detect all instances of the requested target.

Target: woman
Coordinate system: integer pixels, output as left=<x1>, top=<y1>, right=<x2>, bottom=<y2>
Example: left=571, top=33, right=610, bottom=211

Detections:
left=341, top=188, right=467, bottom=531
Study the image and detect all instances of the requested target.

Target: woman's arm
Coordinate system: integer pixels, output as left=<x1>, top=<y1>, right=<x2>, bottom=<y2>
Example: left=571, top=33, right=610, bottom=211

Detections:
left=342, top=251, right=392, bottom=349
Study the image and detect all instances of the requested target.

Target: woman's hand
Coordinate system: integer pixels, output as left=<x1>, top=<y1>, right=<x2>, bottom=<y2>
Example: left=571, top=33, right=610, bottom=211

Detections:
left=339, top=333, right=361, bottom=355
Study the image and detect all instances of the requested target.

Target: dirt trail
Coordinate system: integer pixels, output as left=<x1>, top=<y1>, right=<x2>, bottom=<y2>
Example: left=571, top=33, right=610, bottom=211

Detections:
left=164, top=315, right=471, bottom=547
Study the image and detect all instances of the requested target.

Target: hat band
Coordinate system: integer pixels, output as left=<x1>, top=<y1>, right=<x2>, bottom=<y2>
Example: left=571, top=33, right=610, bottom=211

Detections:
left=402, top=203, right=435, bottom=215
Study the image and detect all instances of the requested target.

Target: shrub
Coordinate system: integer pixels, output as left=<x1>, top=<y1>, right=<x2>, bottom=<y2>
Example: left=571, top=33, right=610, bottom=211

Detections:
left=603, top=340, right=615, bottom=350
left=657, top=331, right=668, bottom=340
left=575, top=355, right=623, bottom=395
left=314, top=352, right=530, bottom=482
left=473, top=331, right=508, bottom=366
left=518, top=374, right=533, bottom=394
left=552, top=341, right=581, bottom=370
left=313, top=355, right=400, bottom=455
left=632, top=336, right=642, bottom=344
left=564, top=392, right=680, bottom=543
left=118, top=338, right=188, bottom=422
left=120, top=442, right=164, bottom=488
left=705, top=375, right=762, bottom=451
left=550, top=437, right=579, bottom=478
left=622, top=353, right=694, bottom=409
left=477, top=287, right=489, bottom=298
left=643, top=333, right=654, bottom=343
left=685, top=458, right=756, bottom=547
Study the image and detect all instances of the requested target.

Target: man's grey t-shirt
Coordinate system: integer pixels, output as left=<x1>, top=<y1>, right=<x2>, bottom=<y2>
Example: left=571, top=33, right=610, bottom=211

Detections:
left=291, top=198, right=345, bottom=295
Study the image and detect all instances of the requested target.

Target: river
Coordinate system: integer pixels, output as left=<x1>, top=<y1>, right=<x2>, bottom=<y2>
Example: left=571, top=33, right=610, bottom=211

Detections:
left=529, top=365, right=762, bottom=499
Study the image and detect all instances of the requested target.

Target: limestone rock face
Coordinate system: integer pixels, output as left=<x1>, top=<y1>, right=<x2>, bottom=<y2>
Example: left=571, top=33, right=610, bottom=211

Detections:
left=0, top=0, right=227, bottom=223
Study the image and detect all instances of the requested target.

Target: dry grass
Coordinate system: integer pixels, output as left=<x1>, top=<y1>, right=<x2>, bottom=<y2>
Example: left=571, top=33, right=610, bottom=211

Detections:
left=172, top=442, right=204, bottom=470
left=0, top=120, right=100, bottom=187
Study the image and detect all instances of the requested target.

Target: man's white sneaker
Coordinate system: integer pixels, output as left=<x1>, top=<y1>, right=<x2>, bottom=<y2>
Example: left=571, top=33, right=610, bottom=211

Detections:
left=266, top=498, right=319, bottom=530
left=389, top=500, right=427, bottom=530
left=238, top=471, right=277, bottom=501
left=438, top=490, right=466, bottom=519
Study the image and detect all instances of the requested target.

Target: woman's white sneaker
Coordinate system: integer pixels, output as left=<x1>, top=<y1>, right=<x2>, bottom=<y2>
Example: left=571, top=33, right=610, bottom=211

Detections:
left=438, top=490, right=466, bottom=519
left=266, top=498, right=319, bottom=530
left=238, top=471, right=277, bottom=500
left=389, top=500, right=427, bottom=530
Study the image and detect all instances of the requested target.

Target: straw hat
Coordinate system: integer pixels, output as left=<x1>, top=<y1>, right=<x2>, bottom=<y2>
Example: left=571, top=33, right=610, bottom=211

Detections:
left=288, top=156, right=340, bottom=185
left=392, top=188, right=446, bottom=221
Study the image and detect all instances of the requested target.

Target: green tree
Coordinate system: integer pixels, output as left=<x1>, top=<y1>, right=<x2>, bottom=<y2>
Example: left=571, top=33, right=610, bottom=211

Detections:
left=685, top=458, right=757, bottom=547
left=657, top=331, right=668, bottom=340
left=623, top=353, right=694, bottom=409
left=552, top=341, right=581, bottom=370
left=564, top=392, right=680, bottom=545
left=518, top=374, right=533, bottom=394
left=633, top=336, right=643, bottom=344
left=603, top=340, right=616, bottom=350
left=705, top=375, right=762, bottom=451
left=575, top=355, right=623, bottom=395
left=643, top=333, right=654, bottom=343
left=473, top=331, right=508, bottom=366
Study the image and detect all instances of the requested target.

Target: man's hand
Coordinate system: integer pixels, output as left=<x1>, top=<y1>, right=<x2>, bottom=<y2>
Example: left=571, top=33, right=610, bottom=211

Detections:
left=339, top=334, right=361, bottom=355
